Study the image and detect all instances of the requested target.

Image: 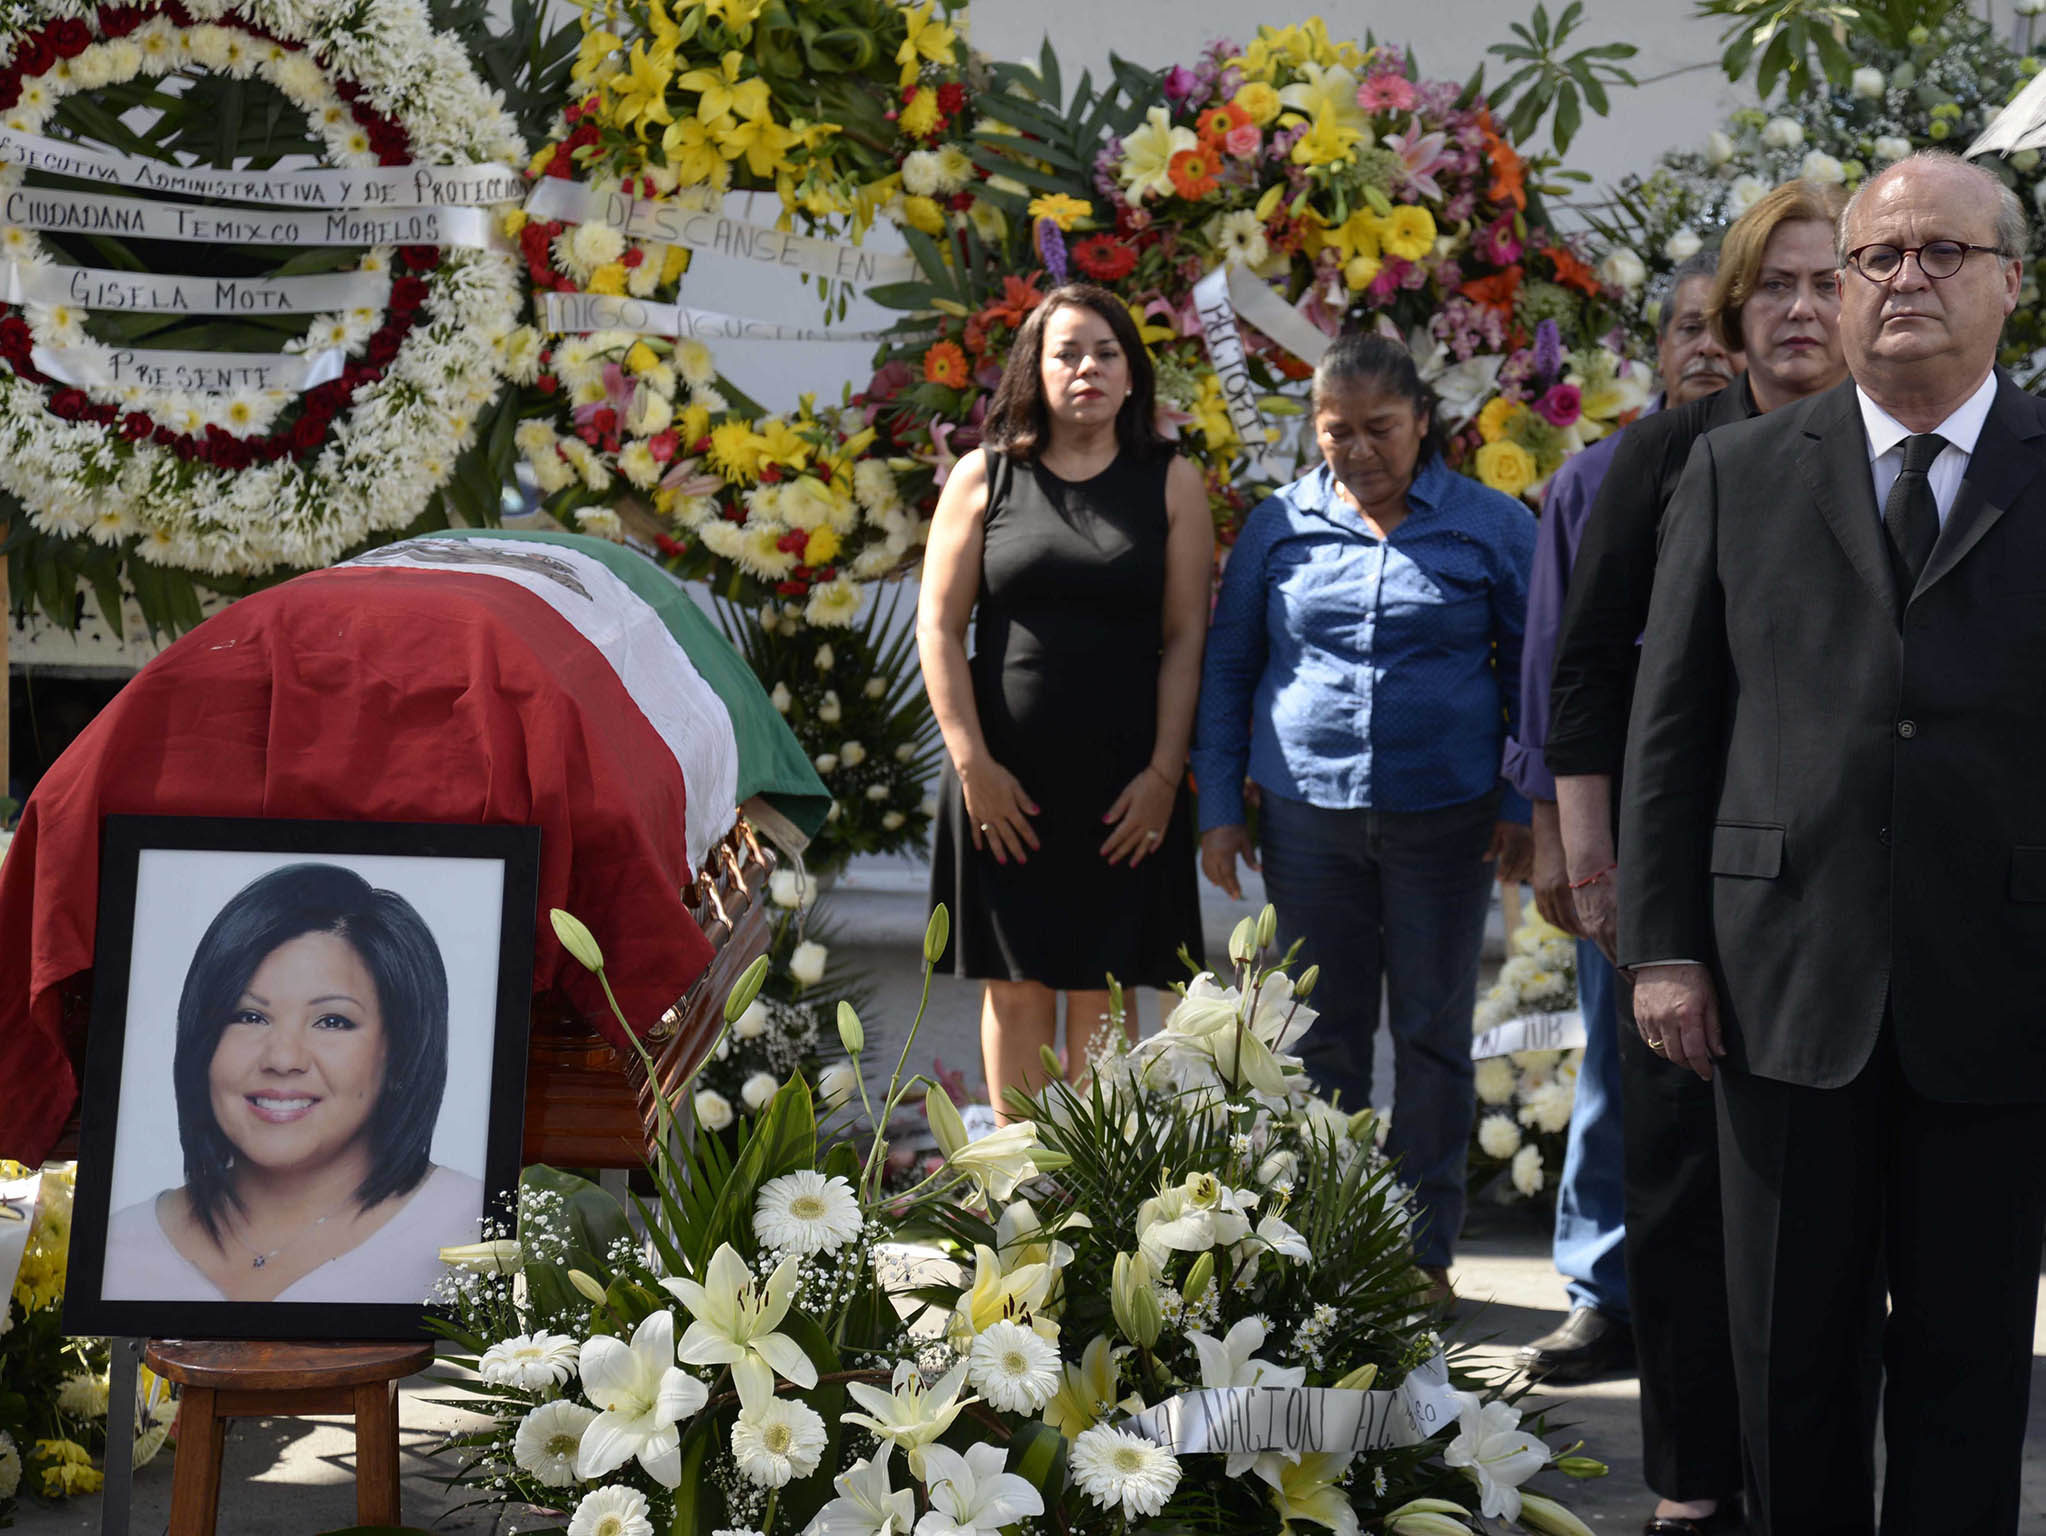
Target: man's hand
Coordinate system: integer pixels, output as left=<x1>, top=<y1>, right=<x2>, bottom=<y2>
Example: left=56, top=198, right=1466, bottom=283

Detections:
left=1487, top=820, right=1534, bottom=885
left=1573, top=867, right=1619, bottom=964
left=1631, top=962, right=1724, bottom=1081
left=1530, top=801, right=1581, bottom=935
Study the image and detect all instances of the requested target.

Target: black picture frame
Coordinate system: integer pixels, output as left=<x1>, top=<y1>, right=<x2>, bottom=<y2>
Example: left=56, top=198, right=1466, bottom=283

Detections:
left=64, top=815, right=540, bottom=1341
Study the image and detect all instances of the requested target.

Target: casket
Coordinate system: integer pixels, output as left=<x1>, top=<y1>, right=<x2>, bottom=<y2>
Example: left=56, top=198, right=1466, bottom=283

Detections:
left=0, top=530, right=829, bottom=1168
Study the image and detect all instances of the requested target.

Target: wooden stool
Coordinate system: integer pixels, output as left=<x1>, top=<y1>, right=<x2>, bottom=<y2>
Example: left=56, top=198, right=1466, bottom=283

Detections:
left=144, top=1339, right=434, bottom=1536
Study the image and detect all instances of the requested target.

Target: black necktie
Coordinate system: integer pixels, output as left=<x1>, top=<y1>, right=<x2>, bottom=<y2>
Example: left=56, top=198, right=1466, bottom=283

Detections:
left=1884, top=432, right=1946, bottom=601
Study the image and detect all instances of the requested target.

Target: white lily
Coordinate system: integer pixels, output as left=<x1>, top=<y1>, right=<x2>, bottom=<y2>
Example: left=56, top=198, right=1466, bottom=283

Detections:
left=806, top=1449, right=915, bottom=1536
left=912, top=1442, right=1044, bottom=1536
left=843, top=1360, right=979, bottom=1478
left=1262, top=1451, right=1359, bottom=1536
left=662, top=1243, right=817, bottom=1408
left=948, top=1243, right=1055, bottom=1345
left=1442, top=1391, right=1549, bottom=1520
left=936, top=1120, right=1064, bottom=1206
left=573, top=1310, right=708, bottom=1488
left=1136, top=1172, right=1257, bottom=1267
left=1042, top=1334, right=1122, bottom=1439
left=1233, top=1208, right=1314, bottom=1284
left=1189, top=1318, right=1305, bottom=1475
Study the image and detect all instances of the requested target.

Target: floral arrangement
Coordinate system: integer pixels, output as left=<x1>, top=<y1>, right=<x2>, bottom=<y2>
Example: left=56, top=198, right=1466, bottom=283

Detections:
left=1468, top=920, right=1581, bottom=1208
left=434, top=907, right=1605, bottom=1536
left=1079, top=25, right=1639, bottom=506
left=1581, top=9, right=2046, bottom=380
left=721, top=588, right=940, bottom=867
left=502, top=0, right=981, bottom=597
left=512, top=338, right=930, bottom=622
left=0, top=0, right=527, bottom=581
left=1451, top=321, right=1649, bottom=500
left=547, top=0, right=973, bottom=234
left=0, top=1163, right=177, bottom=1525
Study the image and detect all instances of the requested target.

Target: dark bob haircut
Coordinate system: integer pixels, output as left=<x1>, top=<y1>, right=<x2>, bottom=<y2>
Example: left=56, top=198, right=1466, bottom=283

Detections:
left=173, top=862, right=449, bottom=1243
left=981, top=282, right=1167, bottom=461
left=1309, top=330, right=1451, bottom=464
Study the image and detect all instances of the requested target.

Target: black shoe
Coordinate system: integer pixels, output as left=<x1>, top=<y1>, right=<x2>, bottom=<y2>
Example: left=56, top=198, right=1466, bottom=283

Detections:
left=1516, top=1305, right=1635, bottom=1384
left=1643, top=1499, right=1743, bottom=1535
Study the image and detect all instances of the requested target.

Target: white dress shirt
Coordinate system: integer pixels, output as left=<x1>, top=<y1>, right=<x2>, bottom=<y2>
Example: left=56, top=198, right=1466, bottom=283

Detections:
left=1632, top=371, right=1999, bottom=977
left=1857, top=366, right=1997, bottom=524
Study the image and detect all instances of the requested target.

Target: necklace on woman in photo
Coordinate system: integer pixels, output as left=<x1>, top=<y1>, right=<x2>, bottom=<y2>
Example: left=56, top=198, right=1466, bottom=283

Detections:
left=233, top=1200, right=356, bottom=1270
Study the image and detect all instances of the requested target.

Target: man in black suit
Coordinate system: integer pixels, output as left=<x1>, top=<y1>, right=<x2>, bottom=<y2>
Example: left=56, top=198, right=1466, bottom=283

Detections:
left=1620, top=150, right=2046, bottom=1533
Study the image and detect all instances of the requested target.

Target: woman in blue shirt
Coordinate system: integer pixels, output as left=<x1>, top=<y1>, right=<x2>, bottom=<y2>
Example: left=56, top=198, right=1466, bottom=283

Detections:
left=1193, top=332, right=1534, bottom=1299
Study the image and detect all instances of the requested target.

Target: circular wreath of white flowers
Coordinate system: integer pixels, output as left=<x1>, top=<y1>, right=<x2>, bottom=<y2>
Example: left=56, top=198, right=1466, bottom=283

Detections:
left=0, top=0, right=531, bottom=576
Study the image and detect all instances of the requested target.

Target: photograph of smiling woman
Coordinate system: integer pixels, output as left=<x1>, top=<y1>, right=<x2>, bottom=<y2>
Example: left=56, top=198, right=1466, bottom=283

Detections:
left=100, top=862, right=483, bottom=1306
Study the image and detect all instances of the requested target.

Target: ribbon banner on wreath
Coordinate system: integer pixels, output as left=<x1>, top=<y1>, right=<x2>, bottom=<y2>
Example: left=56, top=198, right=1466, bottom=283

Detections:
left=0, top=0, right=530, bottom=577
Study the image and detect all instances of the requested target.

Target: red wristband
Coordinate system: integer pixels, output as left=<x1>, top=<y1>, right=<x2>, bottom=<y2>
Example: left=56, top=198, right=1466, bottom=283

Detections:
left=1568, top=864, right=1616, bottom=891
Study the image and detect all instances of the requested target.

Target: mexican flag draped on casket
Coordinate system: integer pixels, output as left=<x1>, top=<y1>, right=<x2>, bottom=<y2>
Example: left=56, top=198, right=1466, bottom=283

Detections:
left=0, top=532, right=828, bottom=1165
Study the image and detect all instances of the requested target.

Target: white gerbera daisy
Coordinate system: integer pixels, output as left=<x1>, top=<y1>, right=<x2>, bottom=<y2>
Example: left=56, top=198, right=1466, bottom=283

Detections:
left=567, top=1483, right=654, bottom=1536
left=479, top=1331, right=582, bottom=1392
left=513, top=1399, right=598, bottom=1487
left=966, top=1319, right=1061, bottom=1413
left=1070, top=1424, right=1181, bottom=1517
left=753, top=1170, right=864, bottom=1256
left=730, top=1396, right=828, bottom=1487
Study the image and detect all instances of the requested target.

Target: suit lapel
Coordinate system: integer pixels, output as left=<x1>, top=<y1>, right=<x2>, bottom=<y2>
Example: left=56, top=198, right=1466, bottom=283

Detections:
left=1917, top=372, right=2045, bottom=596
left=1794, top=380, right=1898, bottom=627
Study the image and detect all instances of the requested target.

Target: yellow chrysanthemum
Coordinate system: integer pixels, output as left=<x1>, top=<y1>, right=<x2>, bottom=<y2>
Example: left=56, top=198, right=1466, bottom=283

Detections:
left=587, top=263, right=628, bottom=296
left=899, top=86, right=940, bottom=139
left=1474, top=439, right=1538, bottom=498
left=754, top=416, right=813, bottom=470
left=708, top=421, right=770, bottom=482
left=899, top=194, right=947, bottom=235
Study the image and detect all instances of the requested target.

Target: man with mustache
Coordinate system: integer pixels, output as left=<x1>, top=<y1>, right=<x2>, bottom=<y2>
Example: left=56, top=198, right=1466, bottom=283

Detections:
left=1506, top=250, right=1741, bottom=1392
left=1622, top=150, right=2046, bottom=1533
left=1547, top=179, right=1850, bottom=1536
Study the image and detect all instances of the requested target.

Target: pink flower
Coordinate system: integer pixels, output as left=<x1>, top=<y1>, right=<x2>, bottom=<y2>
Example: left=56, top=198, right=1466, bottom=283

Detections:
left=1533, top=384, right=1583, bottom=428
left=1477, top=217, right=1522, bottom=266
left=1368, top=257, right=1411, bottom=303
left=1356, top=75, right=1416, bottom=114
left=571, top=362, right=634, bottom=433
left=1382, top=123, right=1456, bottom=201
left=1224, top=122, right=1262, bottom=158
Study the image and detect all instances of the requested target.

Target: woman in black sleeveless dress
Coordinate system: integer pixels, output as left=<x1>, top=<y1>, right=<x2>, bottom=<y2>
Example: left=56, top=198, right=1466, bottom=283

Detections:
left=917, top=282, right=1212, bottom=1118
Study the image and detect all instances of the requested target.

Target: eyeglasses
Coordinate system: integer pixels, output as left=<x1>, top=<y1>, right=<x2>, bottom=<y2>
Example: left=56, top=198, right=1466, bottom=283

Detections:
left=1843, top=241, right=2005, bottom=282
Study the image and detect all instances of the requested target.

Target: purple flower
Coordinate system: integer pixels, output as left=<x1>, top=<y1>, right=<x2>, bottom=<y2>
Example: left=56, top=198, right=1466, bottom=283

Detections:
left=1532, top=319, right=1564, bottom=380
left=1443, top=191, right=1477, bottom=224
left=1217, top=66, right=1244, bottom=97
left=1036, top=219, right=1070, bottom=286
left=1163, top=65, right=1198, bottom=103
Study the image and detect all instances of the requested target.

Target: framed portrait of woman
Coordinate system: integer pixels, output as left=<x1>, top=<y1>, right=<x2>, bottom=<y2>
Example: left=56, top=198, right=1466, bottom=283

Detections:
left=63, top=816, right=541, bottom=1340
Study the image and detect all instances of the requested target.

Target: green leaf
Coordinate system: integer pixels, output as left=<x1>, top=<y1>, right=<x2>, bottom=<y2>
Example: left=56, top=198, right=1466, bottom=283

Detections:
left=1552, top=81, right=1583, bottom=152
left=692, top=1073, right=818, bottom=1269
left=1008, top=1419, right=1069, bottom=1505
left=667, top=1415, right=721, bottom=1536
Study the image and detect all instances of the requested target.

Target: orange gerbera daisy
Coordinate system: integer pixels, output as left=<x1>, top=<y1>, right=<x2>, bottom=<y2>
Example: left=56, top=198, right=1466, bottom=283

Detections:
left=1167, top=146, right=1221, bottom=199
left=1194, top=100, right=1252, bottom=148
left=922, top=340, right=969, bottom=388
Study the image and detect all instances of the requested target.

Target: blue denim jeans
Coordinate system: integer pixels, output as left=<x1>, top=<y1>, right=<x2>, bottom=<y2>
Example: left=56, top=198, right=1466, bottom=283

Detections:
left=1258, top=790, right=1497, bottom=1268
left=1553, top=938, right=1629, bottom=1317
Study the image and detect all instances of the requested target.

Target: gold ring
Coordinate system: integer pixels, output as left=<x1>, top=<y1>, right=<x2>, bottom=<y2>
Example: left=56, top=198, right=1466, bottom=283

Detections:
left=1143, top=830, right=1160, bottom=842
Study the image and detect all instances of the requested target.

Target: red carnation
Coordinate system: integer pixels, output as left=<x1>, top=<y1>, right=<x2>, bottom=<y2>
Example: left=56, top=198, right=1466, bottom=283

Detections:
left=119, top=412, right=151, bottom=441
left=48, top=388, right=87, bottom=419
left=776, top=579, right=809, bottom=596
left=776, top=530, right=807, bottom=553
left=15, top=36, right=53, bottom=75
left=46, top=19, right=91, bottom=57
left=936, top=82, right=966, bottom=116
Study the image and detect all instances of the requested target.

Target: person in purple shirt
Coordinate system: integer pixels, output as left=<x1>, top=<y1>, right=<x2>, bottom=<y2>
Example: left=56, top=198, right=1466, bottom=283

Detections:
left=1505, top=251, right=1740, bottom=1388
